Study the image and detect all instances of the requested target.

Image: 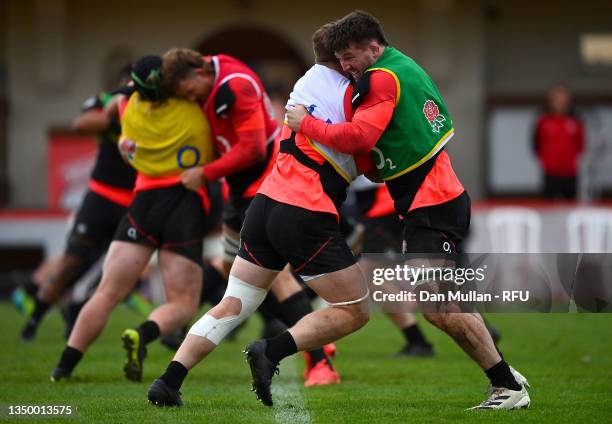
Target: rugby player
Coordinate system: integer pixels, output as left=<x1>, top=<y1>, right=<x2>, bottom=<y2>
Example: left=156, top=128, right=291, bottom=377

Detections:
left=20, top=66, right=136, bottom=341
left=147, top=24, right=369, bottom=407
left=351, top=177, right=435, bottom=357
left=51, top=55, right=213, bottom=383
left=286, top=11, right=530, bottom=410
left=160, top=48, right=339, bottom=386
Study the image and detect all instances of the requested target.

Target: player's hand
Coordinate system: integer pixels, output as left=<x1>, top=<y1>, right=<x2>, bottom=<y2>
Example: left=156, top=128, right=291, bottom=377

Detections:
left=286, top=105, right=309, bottom=132
left=180, top=167, right=205, bottom=192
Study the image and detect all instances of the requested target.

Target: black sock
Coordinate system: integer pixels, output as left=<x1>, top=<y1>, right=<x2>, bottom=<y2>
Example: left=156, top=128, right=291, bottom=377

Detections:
left=137, top=320, right=161, bottom=344
left=278, top=291, right=312, bottom=326
left=308, top=349, right=326, bottom=365
left=265, top=331, right=297, bottom=364
left=402, top=323, right=429, bottom=346
left=201, top=265, right=227, bottom=306
left=160, top=361, right=188, bottom=390
left=278, top=291, right=328, bottom=363
left=57, top=346, right=83, bottom=372
left=258, top=293, right=284, bottom=323
left=30, top=298, right=51, bottom=324
left=485, top=360, right=521, bottom=391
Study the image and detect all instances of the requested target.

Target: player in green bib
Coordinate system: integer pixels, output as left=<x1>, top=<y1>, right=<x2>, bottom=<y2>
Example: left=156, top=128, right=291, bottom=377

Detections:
left=286, top=10, right=531, bottom=411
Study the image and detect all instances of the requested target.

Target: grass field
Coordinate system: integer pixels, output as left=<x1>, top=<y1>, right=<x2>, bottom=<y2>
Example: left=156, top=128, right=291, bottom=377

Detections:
left=1, top=303, right=611, bottom=423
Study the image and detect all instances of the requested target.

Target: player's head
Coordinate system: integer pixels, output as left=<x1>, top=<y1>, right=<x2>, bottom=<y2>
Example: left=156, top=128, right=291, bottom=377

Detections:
left=328, top=10, right=388, bottom=79
left=113, top=55, right=166, bottom=102
left=130, top=55, right=166, bottom=102
left=548, top=84, right=572, bottom=115
left=162, top=48, right=215, bottom=102
left=312, top=23, right=337, bottom=65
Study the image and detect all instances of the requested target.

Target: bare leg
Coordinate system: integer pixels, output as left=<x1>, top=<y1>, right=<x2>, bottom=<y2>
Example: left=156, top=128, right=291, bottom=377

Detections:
left=288, top=263, right=370, bottom=351
left=39, top=254, right=89, bottom=303
left=269, top=266, right=302, bottom=302
left=67, top=242, right=153, bottom=351
left=173, top=257, right=278, bottom=369
left=424, top=311, right=500, bottom=369
left=148, top=250, right=202, bottom=334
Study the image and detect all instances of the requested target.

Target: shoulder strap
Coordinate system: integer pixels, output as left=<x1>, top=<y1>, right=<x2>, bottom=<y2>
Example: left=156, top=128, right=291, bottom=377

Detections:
left=213, top=82, right=236, bottom=117
left=279, top=133, right=348, bottom=211
left=351, top=72, right=372, bottom=109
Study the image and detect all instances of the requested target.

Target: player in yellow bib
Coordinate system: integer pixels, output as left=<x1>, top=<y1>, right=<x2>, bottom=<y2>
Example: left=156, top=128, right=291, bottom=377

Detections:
left=51, top=55, right=215, bottom=384
left=119, top=91, right=213, bottom=177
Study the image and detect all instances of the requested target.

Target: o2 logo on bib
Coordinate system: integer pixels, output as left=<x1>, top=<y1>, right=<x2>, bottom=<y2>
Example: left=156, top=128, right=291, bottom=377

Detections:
left=177, top=146, right=201, bottom=169
left=372, top=147, right=397, bottom=171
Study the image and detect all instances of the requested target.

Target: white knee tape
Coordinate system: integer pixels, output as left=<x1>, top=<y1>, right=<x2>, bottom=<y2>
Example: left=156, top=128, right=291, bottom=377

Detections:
left=188, top=275, right=267, bottom=345
left=221, top=234, right=240, bottom=262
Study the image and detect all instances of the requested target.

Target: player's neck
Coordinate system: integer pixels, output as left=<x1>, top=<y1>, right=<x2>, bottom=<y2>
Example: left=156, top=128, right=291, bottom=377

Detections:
left=316, top=61, right=343, bottom=74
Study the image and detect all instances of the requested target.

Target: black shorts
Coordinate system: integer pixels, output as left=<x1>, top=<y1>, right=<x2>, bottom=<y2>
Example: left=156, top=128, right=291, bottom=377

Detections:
left=237, top=194, right=356, bottom=277
left=66, top=190, right=128, bottom=262
left=363, top=214, right=403, bottom=253
left=402, top=191, right=470, bottom=255
left=114, top=185, right=207, bottom=265
left=222, top=195, right=253, bottom=233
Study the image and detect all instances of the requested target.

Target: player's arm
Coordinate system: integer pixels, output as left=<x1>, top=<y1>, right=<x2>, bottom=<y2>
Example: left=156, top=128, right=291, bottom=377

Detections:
left=201, top=78, right=268, bottom=181
left=288, top=71, right=397, bottom=155
left=354, top=153, right=382, bottom=182
left=72, top=94, right=111, bottom=133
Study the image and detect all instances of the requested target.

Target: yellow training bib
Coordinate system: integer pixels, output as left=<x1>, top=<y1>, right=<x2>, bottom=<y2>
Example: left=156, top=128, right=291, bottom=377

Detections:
left=119, top=92, right=213, bottom=176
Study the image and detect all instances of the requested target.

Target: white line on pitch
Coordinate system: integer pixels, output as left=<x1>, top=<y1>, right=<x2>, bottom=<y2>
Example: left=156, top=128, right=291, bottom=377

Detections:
left=272, top=354, right=311, bottom=424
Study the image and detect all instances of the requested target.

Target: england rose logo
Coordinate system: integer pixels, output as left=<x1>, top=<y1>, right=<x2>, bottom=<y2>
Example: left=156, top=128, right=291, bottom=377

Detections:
left=423, top=100, right=446, bottom=133
left=119, top=138, right=137, bottom=161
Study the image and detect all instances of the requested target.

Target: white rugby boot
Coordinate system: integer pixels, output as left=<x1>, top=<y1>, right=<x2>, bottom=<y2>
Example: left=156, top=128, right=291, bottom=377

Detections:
left=468, top=366, right=531, bottom=410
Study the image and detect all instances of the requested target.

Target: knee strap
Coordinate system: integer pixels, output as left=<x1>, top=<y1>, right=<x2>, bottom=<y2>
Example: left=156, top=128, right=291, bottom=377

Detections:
left=325, top=289, right=370, bottom=306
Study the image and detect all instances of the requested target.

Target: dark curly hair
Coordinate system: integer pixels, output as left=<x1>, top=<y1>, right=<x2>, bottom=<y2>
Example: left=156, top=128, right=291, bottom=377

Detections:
left=328, top=10, right=388, bottom=53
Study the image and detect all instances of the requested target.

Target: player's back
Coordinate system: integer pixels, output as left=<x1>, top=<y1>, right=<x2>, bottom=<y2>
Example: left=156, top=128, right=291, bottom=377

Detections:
left=119, top=93, right=214, bottom=177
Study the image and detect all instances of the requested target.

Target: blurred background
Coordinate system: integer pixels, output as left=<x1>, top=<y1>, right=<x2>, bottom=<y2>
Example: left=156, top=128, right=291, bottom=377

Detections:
left=1, top=0, right=612, bottom=293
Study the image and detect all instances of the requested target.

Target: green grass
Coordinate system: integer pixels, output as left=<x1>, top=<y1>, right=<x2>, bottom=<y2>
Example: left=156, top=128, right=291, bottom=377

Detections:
left=0, top=303, right=611, bottom=423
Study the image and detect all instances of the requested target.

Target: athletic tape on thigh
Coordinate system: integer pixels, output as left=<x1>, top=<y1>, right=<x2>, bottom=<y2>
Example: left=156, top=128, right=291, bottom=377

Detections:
left=221, top=233, right=240, bottom=262
left=188, top=275, right=267, bottom=344
left=324, top=288, right=370, bottom=306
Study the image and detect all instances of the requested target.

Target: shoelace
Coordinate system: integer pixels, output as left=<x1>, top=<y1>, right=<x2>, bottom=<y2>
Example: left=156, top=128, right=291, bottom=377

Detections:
left=477, top=388, right=505, bottom=407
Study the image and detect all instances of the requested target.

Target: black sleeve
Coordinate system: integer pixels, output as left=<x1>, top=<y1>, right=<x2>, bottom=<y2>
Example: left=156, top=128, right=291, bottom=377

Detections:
left=213, top=81, right=236, bottom=117
left=81, top=94, right=103, bottom=112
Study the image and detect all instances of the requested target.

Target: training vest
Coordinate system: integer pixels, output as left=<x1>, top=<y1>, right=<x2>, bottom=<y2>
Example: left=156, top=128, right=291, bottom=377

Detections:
left=119, top=92, right=214, bottom=176
left=362, top=47, right=454, bottom=180
left=204, top=55, right=279, bottom=195
left=286, top=64, right=358, bottom=182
